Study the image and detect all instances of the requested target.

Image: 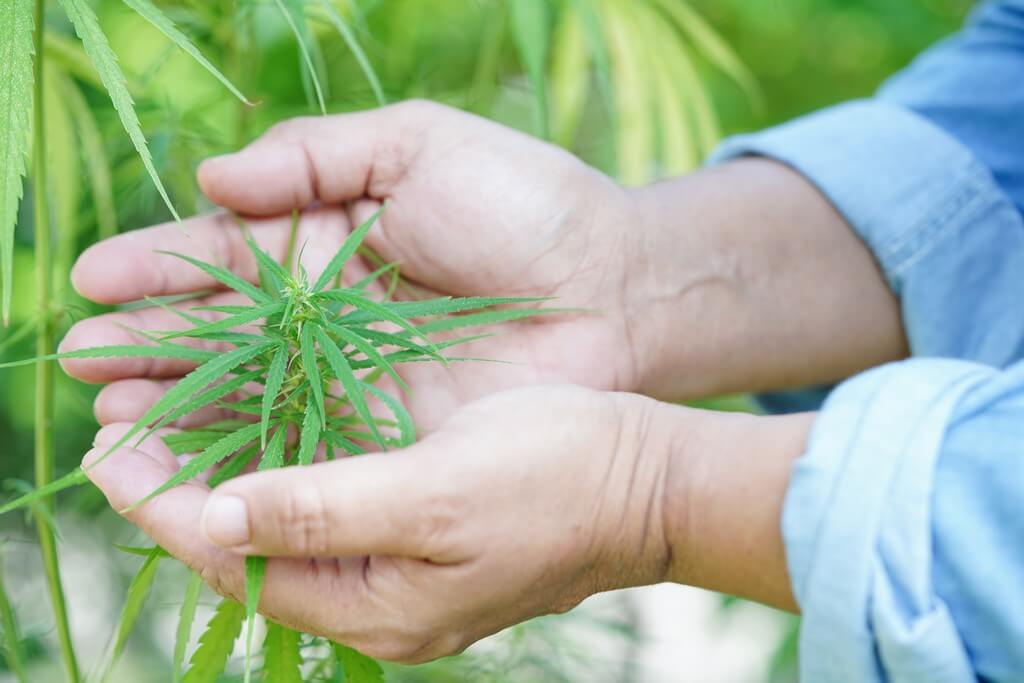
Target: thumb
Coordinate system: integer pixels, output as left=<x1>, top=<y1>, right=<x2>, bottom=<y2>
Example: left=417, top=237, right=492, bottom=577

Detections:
left=197, top=101, right=438, bottom=216
left=200, top=446, right=460, bottom=561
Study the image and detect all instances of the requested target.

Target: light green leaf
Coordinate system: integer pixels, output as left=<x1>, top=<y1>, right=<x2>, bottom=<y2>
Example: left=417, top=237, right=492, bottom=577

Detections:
left=244, top=232, right=290, bottom=298
left=316, top=0, right=385, bottom=106
left=261, top=344, right=289, bottom=448
left=0, top=469, right=89, bottom=516
left=100, top=547, right=163, bottom=683
left=262, top=623, right=303, bottom=682
left=570, top=0, right=615, bottom=122
left=142, top=368, right=263, bottom=446
left=300, top=322, right=326, bottom=429
left=316, top=290, right=427, bottom=344
left=126, top=422, right=263, bottom=511
left=172, top=572, right=204, bottom=683
left=368, top=296, right=549, bottom=321
left=315, top=325, right=384, bottom=449
left=297, top=391, right=321, bottom=466
left=415, top=307, right=556, bottom=334
left=0, top=551, right=27, bottom=683
left=362, top=382, right=414, bottom=447
left=243, top=555, right=266, bottom=683
left=158, top=302, right=284, bottom=341
left=208, top=444, right=261, bottom=488
left=313, top=206, right=383, bottom=292
left=182, top=599, right=245, bottom=683
left=0, top=343, right=217, bottom=369
left=257, top=425, right=287, bottom=471
left=44, top=65, right=81, bottom=285
left=327, top=322, right=406, bottom=391
left=334, top=642, right=384, bottom=683
left=156, top=250, right=272, bottom=304
left=122, top=0, right=252, bottom=104
left=0, top=0, right=35, bottom=324
left=508, top=0, right=551, bottom=139
left=58, top=0, right=180, bottom=221
left=273, top=0, right=327, bottom=114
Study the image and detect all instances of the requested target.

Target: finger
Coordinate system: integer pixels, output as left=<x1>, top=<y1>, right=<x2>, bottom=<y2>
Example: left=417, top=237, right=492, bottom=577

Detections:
left=83, top=439, right=375, bottom=635
left=201, top=443, right=464, bottom=562
left=71, top=205, right=347, bottom=305
left=58, top=291, right=247, bottom=383
left=197, top=102, right=440, bottom=216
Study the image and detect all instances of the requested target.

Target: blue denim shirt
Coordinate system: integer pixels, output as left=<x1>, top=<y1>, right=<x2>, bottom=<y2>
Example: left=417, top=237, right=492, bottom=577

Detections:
left=710, top=1, right=1024, bottom=681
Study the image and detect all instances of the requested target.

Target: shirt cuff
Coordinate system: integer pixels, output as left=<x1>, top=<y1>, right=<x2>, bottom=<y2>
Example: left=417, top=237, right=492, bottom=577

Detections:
left=709, top=99, right=1024, bottom=369
left=784, top=359, right=994, bottom=682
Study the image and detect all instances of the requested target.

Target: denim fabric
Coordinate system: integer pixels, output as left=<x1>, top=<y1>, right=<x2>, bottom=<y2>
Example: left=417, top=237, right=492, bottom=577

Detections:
left=708, top=2, right=1024, bottom=680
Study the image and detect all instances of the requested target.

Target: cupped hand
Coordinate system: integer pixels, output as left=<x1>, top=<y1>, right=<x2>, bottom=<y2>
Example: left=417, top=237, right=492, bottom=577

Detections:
left=63, top=101, right=646, bottom=431
left=83, top=385, right=675, bottom=663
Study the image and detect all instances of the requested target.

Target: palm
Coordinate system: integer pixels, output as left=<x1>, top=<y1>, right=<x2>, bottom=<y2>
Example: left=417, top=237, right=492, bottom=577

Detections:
left=63, top=101, right=637, bottom=431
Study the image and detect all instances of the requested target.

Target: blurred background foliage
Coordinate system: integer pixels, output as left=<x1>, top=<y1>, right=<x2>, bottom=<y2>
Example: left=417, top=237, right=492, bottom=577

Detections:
left=0, top=0, right=973, bottom=680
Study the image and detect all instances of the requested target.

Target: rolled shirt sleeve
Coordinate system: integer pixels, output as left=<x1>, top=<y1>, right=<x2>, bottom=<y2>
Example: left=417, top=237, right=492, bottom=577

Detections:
left=786, top=359, right=1024, bottom=682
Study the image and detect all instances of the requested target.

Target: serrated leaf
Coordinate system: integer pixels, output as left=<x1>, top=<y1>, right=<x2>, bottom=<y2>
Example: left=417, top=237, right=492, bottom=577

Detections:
left=157, top=250, right=272, bottom=304
left=300, top=322, right=326, bottom=429
left=0, top=0, right=35, bottom=324
left=415, top=307, right=555, bottom=335
left=208, top=443, right=261, bottom=488
left=316, top=290, right=427, bottom=345
left=323, top=431, right=366, bottom=456
left=257, top=425, right=287, bottom=471
left=243, top=555, right=266, bottom=683
left=58, top=0, right=180, bottom=221
left=142, top=369, right=263, bottom=446
left=273, top=0, right=326, bottom=114
left=161, top=430, right=236, bottom=456
left=262, top=623, right=303, bottom=682
left=83, top=341, right=273, bottom=474
left=122, top=0, right=252, bottom=104
left=313, top=206, right=383, bottom=292
left=0, top=469, right=89, bottom=516
left=182, top=599, right=245, bottom=683
left=297, top=391, right=321, bottom=466
left=158, top=302, right=284, bottom=341
left=361, top=382, right=414, bottom=447
left=100, top=547, right=163, bottom=683
left=126, top=422, right=263, bottom=511
left=346, top=327, right=439, bottom=361
left=326, top=321, right=406, bottom=391
left=315, top=326, right=384, bottom=449
left=509, top=0, right=551, bottom=139
left=261, top=345, right=289, bottom=448
left=333, top=643, right=384, bottom=683
left=316, top=0, right=385, bottom=106
left=351, top=261, right=398, bottom=292
left=173, top=572, right=204, bottom=683
left=244, top=232, right=291, bottom=298
left=0, top=342, right=217, bottom=370
left=342, top=296, right=549, bottom=323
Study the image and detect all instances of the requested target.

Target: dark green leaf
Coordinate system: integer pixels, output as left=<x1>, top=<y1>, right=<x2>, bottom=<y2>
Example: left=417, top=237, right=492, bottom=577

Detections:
left=100, top=547, right=163, bottom=683
left=315, top=326, right=384, bottom=448
left=257, top=426, right=287, bottom=471
left=297, top=392, right=321, bottom=466
left=300, top=322, right=326, bottom=429
left=156, top=251, right=272, bottom=304
left=361, top=383, right=415, bottom=447
left=261, top=344, right=289, bottom=448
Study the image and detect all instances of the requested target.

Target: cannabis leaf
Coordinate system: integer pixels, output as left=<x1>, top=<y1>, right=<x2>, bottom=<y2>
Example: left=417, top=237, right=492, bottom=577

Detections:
left=183, top=599, right=245, bottom=683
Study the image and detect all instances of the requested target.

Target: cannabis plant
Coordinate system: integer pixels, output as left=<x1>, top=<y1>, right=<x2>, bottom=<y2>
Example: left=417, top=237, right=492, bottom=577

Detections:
left=0, top=207, right=549, bottom=681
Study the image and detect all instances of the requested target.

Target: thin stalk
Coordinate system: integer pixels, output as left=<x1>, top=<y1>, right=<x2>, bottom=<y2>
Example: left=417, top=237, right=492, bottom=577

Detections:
left=0, top=553, right=28, bottom=683
left=32, top=2, right=80, bottom=681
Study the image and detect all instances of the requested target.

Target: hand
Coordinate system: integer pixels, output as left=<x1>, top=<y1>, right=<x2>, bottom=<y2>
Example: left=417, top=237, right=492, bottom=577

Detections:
left=62, top=101, right=646, bottom=431
left=83, top=386, right=675, bottom=663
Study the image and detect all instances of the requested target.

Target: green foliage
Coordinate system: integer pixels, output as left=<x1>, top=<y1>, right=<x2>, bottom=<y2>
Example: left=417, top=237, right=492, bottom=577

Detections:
left=173, top=573, right=204, bottom=683
left=99, top=546, right=163, bottom=683
left=262, top=623, right=303, bottom=682
left=183, top=598, right=245, bottom=683
left=335, top=643, right=384, bottom=683
left=508, top=0, right=551, bottom=139
left=0, top=0, right=35, bottom=325
left=243, top=556, right=267, bottom=683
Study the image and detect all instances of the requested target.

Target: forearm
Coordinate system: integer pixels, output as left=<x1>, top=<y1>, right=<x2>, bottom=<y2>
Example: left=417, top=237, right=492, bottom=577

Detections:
left=623, top=158, right=907, bottom=400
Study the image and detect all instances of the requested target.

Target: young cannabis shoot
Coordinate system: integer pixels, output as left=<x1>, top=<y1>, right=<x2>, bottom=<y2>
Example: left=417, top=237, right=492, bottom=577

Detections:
left=0, top=208, right=553, bottom=681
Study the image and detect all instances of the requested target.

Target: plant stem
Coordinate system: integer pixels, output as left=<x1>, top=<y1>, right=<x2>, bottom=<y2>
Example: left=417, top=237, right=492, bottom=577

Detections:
left=32, top=2, right=80, bottom=681
left=0, top=553, right=28, bottom=683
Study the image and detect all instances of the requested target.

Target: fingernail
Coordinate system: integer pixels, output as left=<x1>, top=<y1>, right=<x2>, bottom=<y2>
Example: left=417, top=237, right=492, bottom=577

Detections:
left=202, top=495, right=251, bottom=547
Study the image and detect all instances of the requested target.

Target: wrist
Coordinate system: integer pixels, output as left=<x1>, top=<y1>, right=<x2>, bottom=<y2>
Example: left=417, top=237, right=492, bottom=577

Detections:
left=655, top=405, right=814, bottom=611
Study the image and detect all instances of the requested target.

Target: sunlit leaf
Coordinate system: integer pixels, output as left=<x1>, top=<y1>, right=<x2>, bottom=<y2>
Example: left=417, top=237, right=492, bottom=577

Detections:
left=58, top=0, right=180, bottom=221
left=273, top=0, right=327, bottom=114
left=243, top=555, right=266, bottom=683
left=172, top=572, right=204, bottom=683
left=182, top=599, right=245, bottom=683
left=0, top=0, right=35, bottom=323
left=262, top=623, right=303, bottom=682
left=99, top=547, right=163, bottom=683
left=334, top=642, right=384, bottom=683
